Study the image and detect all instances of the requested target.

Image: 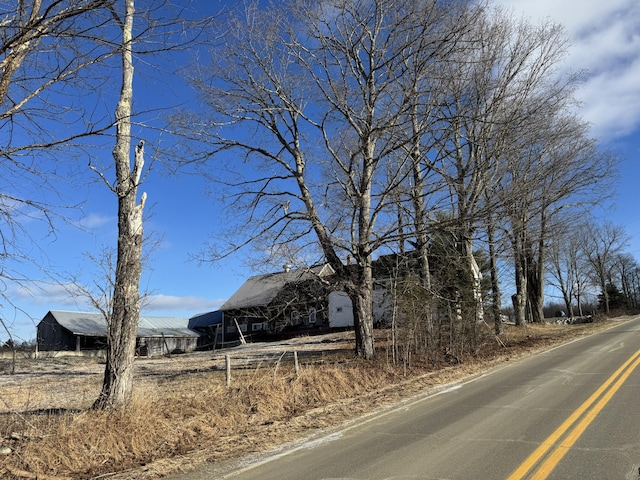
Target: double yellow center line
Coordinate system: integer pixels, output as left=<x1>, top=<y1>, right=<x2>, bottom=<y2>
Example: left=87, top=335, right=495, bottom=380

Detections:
left=508, top=347, right=640, bottom=480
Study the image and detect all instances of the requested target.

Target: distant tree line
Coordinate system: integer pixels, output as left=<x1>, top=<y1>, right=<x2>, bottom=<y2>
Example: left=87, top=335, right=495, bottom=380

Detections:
left=548, top=221, right=639, bottom=318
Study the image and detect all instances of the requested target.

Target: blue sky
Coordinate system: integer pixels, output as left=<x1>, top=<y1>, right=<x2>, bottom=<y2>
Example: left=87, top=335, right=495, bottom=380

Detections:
left=2, top=0, right=640, bottom=342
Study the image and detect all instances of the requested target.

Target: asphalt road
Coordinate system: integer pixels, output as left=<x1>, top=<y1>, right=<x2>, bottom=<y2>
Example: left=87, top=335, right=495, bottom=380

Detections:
left=173, top=316, right=640, bottom=480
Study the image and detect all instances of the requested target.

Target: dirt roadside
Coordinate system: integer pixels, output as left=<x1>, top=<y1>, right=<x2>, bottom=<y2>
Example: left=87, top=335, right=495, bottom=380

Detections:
left=114, top=319, right=631, bottom=480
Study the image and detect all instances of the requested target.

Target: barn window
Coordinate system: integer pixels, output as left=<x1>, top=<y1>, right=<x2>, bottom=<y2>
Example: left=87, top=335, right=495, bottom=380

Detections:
left=308, top=308, right=317, bottom=324
left=291, top=310, right=300, bottom=325
left=252, top=322, right=265, bottom=331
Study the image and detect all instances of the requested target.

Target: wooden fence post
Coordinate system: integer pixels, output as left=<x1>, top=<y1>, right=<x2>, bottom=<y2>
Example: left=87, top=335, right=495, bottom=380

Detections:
left=274, top=351, right=286, bottom=377
left=226, top=354, right=231, bottom=387
left=294, top=350, right=299, bottom=377
left=162, top=332, right=171, bottom=358
left=233, top=318, right=246, bottom=345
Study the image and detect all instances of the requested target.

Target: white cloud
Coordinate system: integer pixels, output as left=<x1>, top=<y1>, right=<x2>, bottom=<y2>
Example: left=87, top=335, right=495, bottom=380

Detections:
left=13, top=283, right=224, bottom=311
left=77, top=213, right=113, bottom=229
left=496, top=0, right=640, bottom=141
left=577, top=62, right=640, bottom=138
left=10, top=281, right=224, bottom=312
left=143, top=294, right=224, bottom=313
left=499, top=0, right=635, bottom=36
left=11, top=281, right=80, bottom=306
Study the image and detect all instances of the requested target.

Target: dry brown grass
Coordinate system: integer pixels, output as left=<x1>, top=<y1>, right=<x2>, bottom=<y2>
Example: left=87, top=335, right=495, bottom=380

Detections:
left=0, top=319, right=624, bottom=479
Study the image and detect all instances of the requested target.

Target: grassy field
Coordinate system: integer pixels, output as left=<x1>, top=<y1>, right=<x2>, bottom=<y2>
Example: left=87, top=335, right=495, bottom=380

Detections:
left=0, top=318, right=625, bottom=479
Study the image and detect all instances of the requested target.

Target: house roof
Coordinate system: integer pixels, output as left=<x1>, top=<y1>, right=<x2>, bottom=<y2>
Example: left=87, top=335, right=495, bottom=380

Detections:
left=220, top=264, right=334, bottom=311
left=43, top=310, right=201, bottom=338
left=188, top=310, right=222, bottom=330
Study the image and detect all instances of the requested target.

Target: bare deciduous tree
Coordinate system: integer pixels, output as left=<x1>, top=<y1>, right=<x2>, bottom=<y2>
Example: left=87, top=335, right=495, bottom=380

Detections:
left=423, top=10, right=576, bottom=328
left=495, top=100, right=615, bottom=324
left=88, top=0, right=211, bottom=407
left=611, top=253, right=638, bottom=311
left=547, top=222, right=582, bottom=320
left=92, top=0, right=146, bottom=409
left=583, top=222, right=629, bottom=315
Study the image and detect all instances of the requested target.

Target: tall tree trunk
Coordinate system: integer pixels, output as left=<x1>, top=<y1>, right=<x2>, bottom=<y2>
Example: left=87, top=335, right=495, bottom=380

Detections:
left=525, top=245, right=544, bottom=323
left=463, top=234, right=484, bottom=323
left=513, top=247, right=527, bottom=326
left=526, top=260, right=543, bottom=323
left=576, top=274, right=585, bottom=317
left=348, top=261, right=375, bottom=359
left=407, top=101, right=437, bottom=349
left=487, top=219, right=502, bottom=334
left=560, top=287, right=573, bottom=321
left=632, top=271, right=640, bottom=310
left=409, top=101, right=432, bottom=292
left=526, top=212, right=546, bottom=323
left=510, top=212, right=529, bottom=326
left=93, top=0, right=146, bottom=410
left=601, top=280, right=610, bottom=314
left=345, top=135, right=376, bottom=360
left=550, top=248, right=573, bottom=320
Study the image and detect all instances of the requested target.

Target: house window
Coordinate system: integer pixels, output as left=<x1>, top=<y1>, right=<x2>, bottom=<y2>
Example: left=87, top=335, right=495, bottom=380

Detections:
left=336, top=307, right=343, bottom=313
left=291, top=309, right=300, bottom=325
left=229, top=318, right=248, bottom=333
left=252, top=322, right=265, bottom=332
left=308, top=308, right=317, bottom=324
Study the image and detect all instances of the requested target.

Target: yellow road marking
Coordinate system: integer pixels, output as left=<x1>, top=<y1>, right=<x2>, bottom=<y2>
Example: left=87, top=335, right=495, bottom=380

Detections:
left=507, top=348, right=640, bottom=480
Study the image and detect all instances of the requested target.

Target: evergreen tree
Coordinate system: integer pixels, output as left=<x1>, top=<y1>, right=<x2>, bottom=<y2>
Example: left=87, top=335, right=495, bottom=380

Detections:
left=598, top=283, right=628, bottom=312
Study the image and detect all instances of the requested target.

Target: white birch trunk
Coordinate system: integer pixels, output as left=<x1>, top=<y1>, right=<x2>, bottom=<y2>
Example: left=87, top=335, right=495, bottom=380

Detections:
left=93, top=0, right=146, bottom=409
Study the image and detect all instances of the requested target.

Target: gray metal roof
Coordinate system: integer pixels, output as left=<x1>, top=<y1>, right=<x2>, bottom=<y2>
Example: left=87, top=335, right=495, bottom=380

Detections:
left=45, top=310, right=201, bottom=338
left=221, top=264, right=334, bottom=310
